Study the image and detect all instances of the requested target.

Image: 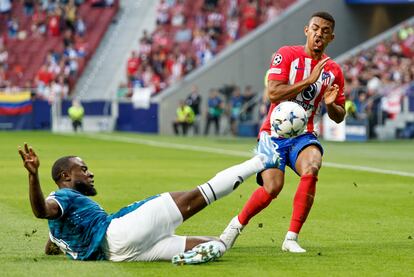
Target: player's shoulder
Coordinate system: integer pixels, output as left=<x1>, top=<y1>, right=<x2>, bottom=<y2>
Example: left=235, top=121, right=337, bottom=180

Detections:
left=326, top=58, right=342, bottom=69
left=53, top=188, right=82, bottom=198
left=277, top=45, right=303, bottom=54
left=270, top=45, right=302, bottom=65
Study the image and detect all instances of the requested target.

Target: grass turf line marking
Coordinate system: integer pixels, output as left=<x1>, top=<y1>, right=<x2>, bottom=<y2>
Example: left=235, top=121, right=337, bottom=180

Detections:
left=70, top=133, right=414, bottom=178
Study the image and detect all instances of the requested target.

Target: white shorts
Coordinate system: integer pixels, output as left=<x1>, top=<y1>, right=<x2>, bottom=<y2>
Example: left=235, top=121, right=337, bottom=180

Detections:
left=102, top=193, right=186, bottom=261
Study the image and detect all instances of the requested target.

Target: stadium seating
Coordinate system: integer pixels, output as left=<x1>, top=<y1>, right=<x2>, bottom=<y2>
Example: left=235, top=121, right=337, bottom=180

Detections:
left=0, top=0, right=119, bottom=98
left=123, top=0, right=297, bottom=97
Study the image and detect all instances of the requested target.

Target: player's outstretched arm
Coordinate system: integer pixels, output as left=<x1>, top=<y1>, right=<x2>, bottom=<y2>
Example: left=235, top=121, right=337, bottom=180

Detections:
left=267, top=57, right=330, bottom=103
left=18, top=143, right=60, bottom=219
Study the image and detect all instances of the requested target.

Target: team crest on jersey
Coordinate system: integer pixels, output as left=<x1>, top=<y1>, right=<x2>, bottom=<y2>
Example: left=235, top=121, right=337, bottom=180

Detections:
left=272, top=54, right=283, bottom=65
left=301, top=83, right=317, bottom=101
left=322, top=71, right=331, bottom=86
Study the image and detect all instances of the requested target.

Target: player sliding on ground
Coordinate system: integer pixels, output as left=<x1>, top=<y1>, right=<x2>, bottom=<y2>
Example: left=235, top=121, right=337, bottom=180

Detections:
left=18, top=132, right=280, bottom=264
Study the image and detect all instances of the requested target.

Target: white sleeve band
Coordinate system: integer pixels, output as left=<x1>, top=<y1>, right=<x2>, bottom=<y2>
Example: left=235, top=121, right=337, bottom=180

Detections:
left=46, top=196, right=64, bottom=217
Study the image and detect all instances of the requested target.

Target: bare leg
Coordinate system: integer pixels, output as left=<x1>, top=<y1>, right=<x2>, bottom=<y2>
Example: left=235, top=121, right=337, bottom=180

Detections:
left=170, top=190, right=207, bottom=221
left=185, top=236, right=220, bottom=251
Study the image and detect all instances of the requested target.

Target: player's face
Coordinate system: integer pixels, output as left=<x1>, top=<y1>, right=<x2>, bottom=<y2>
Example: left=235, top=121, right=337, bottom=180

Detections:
left=69, top=157, right=96, bottom=196
left=304, top=16, right=335, bottom=58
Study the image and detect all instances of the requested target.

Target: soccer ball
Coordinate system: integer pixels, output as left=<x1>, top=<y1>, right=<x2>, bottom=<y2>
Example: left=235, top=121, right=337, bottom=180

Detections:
left=270, top=101, right=308, bottom=138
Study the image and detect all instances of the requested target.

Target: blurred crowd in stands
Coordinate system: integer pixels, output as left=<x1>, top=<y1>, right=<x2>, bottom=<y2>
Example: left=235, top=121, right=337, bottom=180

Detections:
left=342, top=21, right=414, bottom=137
left=0, top=0, right=116, bottom=102
left=121, top=0, right=295, bottom=97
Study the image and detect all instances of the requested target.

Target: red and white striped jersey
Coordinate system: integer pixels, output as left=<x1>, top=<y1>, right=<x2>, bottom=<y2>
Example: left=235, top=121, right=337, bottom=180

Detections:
left=260, top=45, right=345, bottom=136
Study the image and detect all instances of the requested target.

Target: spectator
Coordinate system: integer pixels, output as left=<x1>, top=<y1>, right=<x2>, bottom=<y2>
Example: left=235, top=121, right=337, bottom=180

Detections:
left=35, top=64, right=54, bottom=92
left=264, top=0, right=282, bottom=23
left=185, top=85, right=202, bottom=135
left=242, top=0, right=258, bottom=34
left=64, top=0, right=77, bottom=32
left=48, top=8, right=62, bottom=37
left=182, top=52, right=196, bottom=75
left=175, top=25, right=192, bottom=43
left=241, top=85, right=256, bottom=122
left=126, top=51, right=140, bottom=83
left=31, top=5, right=47, bottom=36
left=23, top=0, right=35, bottom=17
left=156, top=0, right=170, bottom=25
left=204, top=89, right=223, bottom=136
left=75, top=16, right=86, bottom=37
left=226, top=13, right=239, bottom=44
left=50, top=75, right=69, bottom=101
left=7, top=17, right=19, bottom=38
left=173, top=100, right=195, bottom=135
left=0, top=0, right=11, bottom=16
left=0, top=45, right=8, bottom=69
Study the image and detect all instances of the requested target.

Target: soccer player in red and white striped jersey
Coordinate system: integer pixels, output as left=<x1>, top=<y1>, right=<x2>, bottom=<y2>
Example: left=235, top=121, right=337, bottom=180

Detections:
left=221, top=11, right=346, bottom=253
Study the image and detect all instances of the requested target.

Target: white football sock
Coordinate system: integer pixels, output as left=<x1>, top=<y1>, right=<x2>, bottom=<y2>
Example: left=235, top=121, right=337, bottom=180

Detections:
left=197, top=155, right=265, bottom=205
left=286, top=231, right=299, bottom=240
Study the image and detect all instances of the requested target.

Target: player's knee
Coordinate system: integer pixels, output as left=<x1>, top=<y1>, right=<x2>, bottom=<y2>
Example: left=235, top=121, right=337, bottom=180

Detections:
left=301, top=163, right=320, bottom=176
left=263, top=180, right=283, bottom=198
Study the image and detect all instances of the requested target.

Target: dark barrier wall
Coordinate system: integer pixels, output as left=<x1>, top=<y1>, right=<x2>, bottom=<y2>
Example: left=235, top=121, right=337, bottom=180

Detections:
left=61, top=100, right=112, bottom=116
left=0, top=100, right=159, bottom=133
left=116, top=103, right=158, bottom=133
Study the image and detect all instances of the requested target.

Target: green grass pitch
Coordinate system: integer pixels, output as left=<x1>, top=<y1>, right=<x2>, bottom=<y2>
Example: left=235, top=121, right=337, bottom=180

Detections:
left=1, top=131, right=413, bottom=276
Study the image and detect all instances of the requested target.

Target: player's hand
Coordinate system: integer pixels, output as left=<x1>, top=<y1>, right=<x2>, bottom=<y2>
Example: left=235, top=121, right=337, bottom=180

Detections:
left=324, top=84, right=339, bottom=106
left=307, top=57, right=330, bottom=85
left=18, top=143, right=40, bottom=175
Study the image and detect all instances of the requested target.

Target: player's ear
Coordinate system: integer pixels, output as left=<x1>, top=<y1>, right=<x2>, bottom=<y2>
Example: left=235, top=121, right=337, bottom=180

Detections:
left=304, top=25, right=308, bottom=36
left=61, top=171, right=71, bottom=182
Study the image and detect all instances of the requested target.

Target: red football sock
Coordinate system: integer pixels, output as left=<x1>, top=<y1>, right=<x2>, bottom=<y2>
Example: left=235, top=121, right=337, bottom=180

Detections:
left=289, top=174, right=317, bottom=234
left=238, top=187, right=275, bottom=225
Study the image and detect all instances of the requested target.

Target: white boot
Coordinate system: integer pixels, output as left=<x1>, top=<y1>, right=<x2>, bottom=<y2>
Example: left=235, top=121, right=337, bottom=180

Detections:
left=281, top=232, right=306, bottom=253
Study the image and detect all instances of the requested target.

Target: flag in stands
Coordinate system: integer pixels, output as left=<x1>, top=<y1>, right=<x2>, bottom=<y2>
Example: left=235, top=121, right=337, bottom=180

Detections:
left=0, top=92, right=32, bottom=115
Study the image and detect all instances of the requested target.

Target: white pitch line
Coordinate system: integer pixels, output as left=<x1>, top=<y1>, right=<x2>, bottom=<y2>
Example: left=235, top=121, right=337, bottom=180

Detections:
left=69, top=133, right=414, bottom=178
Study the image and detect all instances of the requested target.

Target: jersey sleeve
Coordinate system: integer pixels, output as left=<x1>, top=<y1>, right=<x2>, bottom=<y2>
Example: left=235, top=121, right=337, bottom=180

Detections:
left=333, top=65, right=346, bottom=106
left=46, top=189, right=75, bottom=216
left=267, top=46, right=292, bottom=83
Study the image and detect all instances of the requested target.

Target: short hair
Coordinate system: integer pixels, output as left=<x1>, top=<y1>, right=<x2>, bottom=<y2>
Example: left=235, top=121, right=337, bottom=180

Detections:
left=310, top=11, right=335, bottom=31
left=51, top=156, right=76, bottom=183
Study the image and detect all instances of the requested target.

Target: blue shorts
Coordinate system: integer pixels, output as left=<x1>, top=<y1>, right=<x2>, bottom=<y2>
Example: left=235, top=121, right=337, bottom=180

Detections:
left=256, top=133, right=323, bottom=185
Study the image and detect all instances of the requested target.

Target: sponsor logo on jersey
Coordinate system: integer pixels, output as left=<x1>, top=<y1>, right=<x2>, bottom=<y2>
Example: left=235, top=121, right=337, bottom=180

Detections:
left=268, top=68, right=282, bottom=74
left=302, top=83, right=317, bottom=101
left=272, top=54, right=283, bottom=65
left=291, top=99, right=314, bottom=111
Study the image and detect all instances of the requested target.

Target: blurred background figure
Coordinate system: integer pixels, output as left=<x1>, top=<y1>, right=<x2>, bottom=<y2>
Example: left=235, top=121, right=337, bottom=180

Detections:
left=185, top=85, right=202, bottom=135
left=204, top=89, right=223, bottom=136
left=172, top=99, right=194, bottom=136
left=228, top=86, right=243, bottom=136
left=68, top=99, right=84, bottom=132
